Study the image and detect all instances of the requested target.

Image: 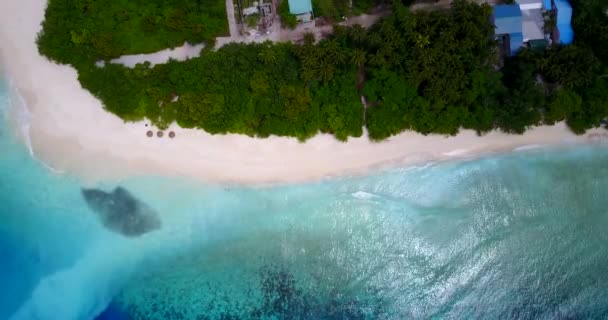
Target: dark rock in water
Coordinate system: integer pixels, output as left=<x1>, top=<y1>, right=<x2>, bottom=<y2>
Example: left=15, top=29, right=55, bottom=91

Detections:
left=81, top=187, right=161, bottom=237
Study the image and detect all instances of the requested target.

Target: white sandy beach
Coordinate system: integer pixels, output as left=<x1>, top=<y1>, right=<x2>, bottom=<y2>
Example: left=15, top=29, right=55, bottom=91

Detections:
left=0, top=0, right=606, bottom=185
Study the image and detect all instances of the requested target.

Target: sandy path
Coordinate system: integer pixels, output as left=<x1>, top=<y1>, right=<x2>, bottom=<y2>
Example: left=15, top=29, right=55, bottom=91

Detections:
left=226, top=0, right=240, bottom=37
left=104, top=11, right=387, bottom=68
left=103, top=43, right=205, bottom=68
left=0, top=0, right=606, bottom=186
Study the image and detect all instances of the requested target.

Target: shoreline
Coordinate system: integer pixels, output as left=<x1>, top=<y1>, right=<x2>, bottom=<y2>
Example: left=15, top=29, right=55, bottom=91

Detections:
left=1, top=0, right=607, bottom=186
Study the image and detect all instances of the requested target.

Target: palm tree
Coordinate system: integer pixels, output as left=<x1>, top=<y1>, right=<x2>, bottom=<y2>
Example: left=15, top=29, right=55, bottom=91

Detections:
left=324, top=40, right=340, bottom=56
left=384, top=29, right=402, bottom=48
left=317, top=60, right=335, bottom=82
left=323, top=40, right=346, bottom=65
left=536, top=56, right=550, bottom=73
left=301, top=67, right=316, bottom=82
left=351, top=48, right=367, bottom=87
left=258, top=47, right=277, bottom=64
left=332, top=25, right=349, bottom=42
left=299, top=47, right=319, bottom=81
left=369, top=52, right=387, bottom=67
left=379, top=20, right=396, bottom=39
left=350, top=48, right=367, bottom=67
left=299, top=45, right=320, bottom=69
left=349, top=24, right=366, bottom=44
left=367, top=33, right=383, bottom=49
left=414, top=33, right=430, bottom=49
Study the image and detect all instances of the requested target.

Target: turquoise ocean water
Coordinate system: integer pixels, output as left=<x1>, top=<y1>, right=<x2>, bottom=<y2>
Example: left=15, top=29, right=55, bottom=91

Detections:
left=1, top=76, right=608, bottom=320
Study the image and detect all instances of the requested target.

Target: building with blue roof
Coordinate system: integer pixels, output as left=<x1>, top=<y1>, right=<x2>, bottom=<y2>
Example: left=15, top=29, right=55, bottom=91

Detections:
left=493, top=0, right=574, bottom=56
left=493, top=5, right=524, bottom=56
left=553, top=0, right=574, bottom=44
left=288, top=0, right=313, bottom=23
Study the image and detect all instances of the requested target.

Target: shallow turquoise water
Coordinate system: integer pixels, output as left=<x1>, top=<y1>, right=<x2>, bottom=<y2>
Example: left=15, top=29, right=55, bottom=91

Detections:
left=2, top=78, right=608, bottom=319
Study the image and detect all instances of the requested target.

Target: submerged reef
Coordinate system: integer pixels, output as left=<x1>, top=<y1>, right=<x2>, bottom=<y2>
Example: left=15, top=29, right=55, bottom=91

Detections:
left=81, top=187, right=161, bottom=237
left=119, top=264, right=387, bottom=319
left=251, top=265, right=387, bottom=320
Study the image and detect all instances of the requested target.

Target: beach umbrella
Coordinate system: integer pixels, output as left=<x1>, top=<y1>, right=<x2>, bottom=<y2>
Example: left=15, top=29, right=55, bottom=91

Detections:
left=146, top=131, right=153, bottom=137
left=169, top=131, right=176, bottom=138
left=157, top=131, right=164, bottom=138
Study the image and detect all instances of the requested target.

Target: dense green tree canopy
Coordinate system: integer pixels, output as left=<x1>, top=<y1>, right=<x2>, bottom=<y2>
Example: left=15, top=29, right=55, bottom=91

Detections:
left=570, top=0, right=608, bottom=63
left=36, top=0, right=608, bottom=141
left=38, top=0, right=228, bottom=66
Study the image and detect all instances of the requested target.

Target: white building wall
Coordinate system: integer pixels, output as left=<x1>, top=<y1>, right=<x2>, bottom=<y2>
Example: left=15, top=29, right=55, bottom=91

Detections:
left=519, top=3, right=543, bottom=10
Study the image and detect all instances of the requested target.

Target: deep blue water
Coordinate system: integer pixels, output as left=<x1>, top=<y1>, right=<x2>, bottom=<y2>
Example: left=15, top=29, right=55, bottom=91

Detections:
left=2, top=77, right=608, bottom=319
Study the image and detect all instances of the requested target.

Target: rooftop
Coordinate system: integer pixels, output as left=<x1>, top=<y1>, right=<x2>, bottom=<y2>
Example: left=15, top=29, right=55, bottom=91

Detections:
left=494, top=5, right=523, bottom=35
left=288, top=0, right=313, bottom=15
left=521, top=9, right=545, bottom=41
left=516, top=0, right=543, bottom=5
left=494, top=4, right=521, bottom=18
left=517, top=0, right=543, bottom=10
left=554, top=0, right=572, bottom=22
left=553, top=0, right=572, bottom=11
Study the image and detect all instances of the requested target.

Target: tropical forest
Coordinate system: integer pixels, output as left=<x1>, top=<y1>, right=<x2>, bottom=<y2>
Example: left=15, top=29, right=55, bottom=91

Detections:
left=37, top=0, right=608, bottom=141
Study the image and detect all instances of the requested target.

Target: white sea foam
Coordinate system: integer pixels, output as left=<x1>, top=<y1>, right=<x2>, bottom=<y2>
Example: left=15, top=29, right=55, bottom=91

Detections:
left=6, top=78, right=65, bottom=174
left=513, top=144, right=543, bottom=151
left=352, top=190, right=378, bottom=200
left=443, top=149, right=470, bottom=156
left=7, top=78, right=33, bottom=155
left=10, top=237, right=142, bottom=320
